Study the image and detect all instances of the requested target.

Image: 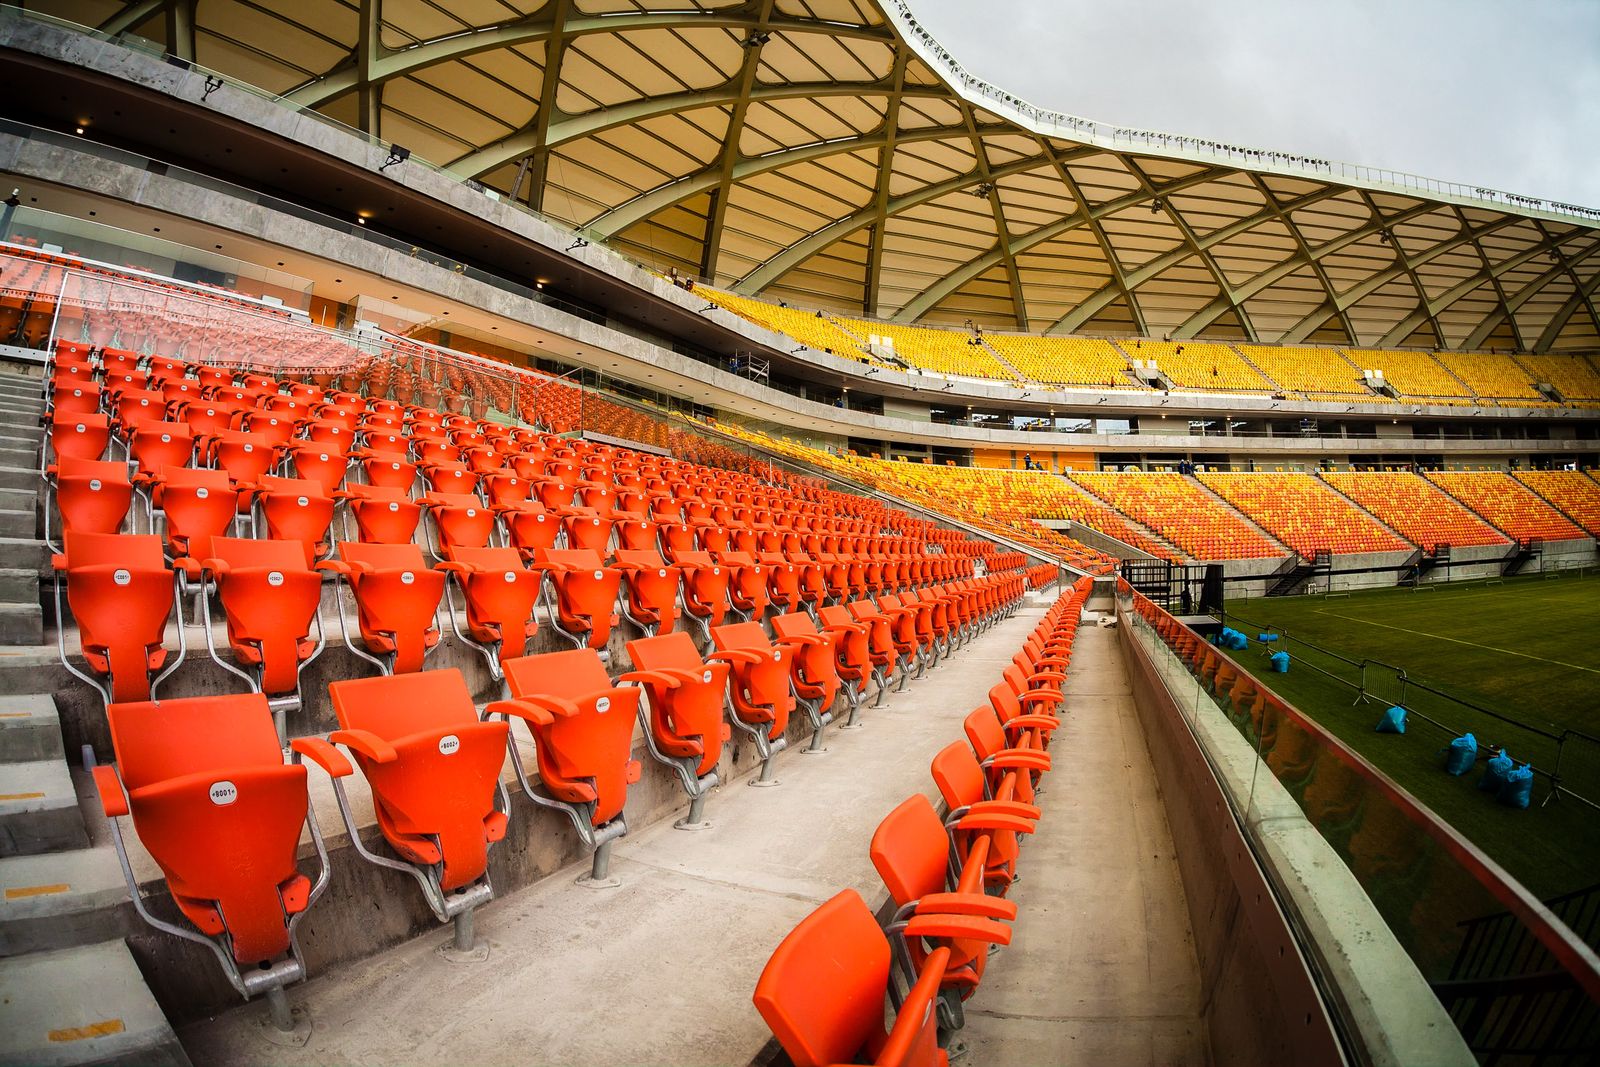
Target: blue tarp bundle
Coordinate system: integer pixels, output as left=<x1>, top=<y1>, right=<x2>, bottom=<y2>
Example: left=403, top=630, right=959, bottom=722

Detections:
left=1269, top=651, right=1290, bottom=673
left=1376, top=705, right=1407, bottom=734
left=1258, top=632, right=1279, bottom=643
left=1445, top=734, right=1477, bottom=776
left=1499, top=763, right=1534, bottom=809
left=1479, top=750, right=1514, bottom=793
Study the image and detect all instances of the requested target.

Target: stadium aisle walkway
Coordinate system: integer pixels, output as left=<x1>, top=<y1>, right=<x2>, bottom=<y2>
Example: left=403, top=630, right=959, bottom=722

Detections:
left=960, top=620, right=1209, bottom=1066
left=179, top=597, right=1060, bottom=1066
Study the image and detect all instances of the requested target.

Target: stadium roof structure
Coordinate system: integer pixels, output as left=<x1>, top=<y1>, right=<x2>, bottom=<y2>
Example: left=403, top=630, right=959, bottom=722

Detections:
left=66, top=0, right=1600, bottom=350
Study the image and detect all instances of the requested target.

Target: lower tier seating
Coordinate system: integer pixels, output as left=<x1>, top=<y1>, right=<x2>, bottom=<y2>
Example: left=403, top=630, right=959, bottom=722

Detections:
left=1196, top=472, right=1414, bottom=557
left=1424, top=472, right=1589, bottom=543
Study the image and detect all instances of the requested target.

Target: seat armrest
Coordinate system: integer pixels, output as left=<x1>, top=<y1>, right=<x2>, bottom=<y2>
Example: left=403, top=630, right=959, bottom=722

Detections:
left=954, top=811, right=1037, bottom=835
left=328, top=729, right=400, bottom=763
left=902, top=913, right=1012, bottom=947
left=315, top=559, right=352, bottom=576
left=620, top=669, right=682, bottom=690
left=93, top=765, right=128, bottom=818
left=707, top=649, right=764, bottom=665
left=963, top=798, right=1042, bottom=821
left=777, top=633, right=827, bottom=647
left=984, top=749, right=1052, bottom=772
left=1020, top=690, right=1065, bottom=707
left=291, top=737, right=354, bottom=778
left=487, top=694, right=582, bottom=725
left=914, top=892, right=1018, bottom=922
left=1002, top=714, right=1059, bottom=732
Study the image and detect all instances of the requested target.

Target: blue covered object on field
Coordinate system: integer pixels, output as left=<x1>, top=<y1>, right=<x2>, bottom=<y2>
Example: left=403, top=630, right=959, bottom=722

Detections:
left=1377, top=705, right=1407, bottom=734
left=1269, top=651, right=1290, bottom=673
left=1445, top=734, right=1477, bottom=776
left=1499, top=763, right=1534, bottom=809
left=1258, top=632, right=1279, bottom=643
left=1479, top=750, right=1514, bottom=793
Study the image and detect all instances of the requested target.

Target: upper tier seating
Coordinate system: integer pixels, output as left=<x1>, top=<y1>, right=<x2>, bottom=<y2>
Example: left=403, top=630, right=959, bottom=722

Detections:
left=1196, top=473, right=1413, bottom=557
left=1434, top=352, right=1544, bottom=402
left=832, top=317, right=1013, bottom=379
left=1122, top=340, right=1271, bottom=391
left=1321, top=473, right=1508, bottom=553
left=1345, top=348, right=1472, bottom=401
left=1511, top=471, right=1600, bottom=537
left=1513, top=354, right=1600, bottom=402
left=982, top=334, right=1136, bottom=388
left=700, top=288, right=871, bottom=361
left=1234, top=345, right=1374, bottom=397
left=1068, top=472, right=1284, bottom=560
left=1425, top=472, right=1589, bottom=542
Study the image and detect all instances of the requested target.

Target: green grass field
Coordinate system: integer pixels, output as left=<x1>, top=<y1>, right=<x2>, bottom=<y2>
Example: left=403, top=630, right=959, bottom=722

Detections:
left=1225, top=573, right=1600, bottom=900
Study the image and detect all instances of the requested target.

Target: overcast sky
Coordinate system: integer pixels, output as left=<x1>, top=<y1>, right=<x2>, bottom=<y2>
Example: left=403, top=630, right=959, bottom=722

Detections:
left=903, top=0, right=1600, bottom=209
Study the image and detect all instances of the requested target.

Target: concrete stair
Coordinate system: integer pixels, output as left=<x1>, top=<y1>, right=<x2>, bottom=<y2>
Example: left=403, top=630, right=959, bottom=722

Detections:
left=0, top=360, right=190, bottom=1066
left=0, top=941, right=188, bottom=1067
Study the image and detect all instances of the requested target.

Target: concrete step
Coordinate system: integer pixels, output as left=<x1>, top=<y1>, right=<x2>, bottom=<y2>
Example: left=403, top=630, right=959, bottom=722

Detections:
left=0, top=447, right=37, bottom=470
left=0, top=845, right=131, bottom=956
left=0, top=760, right=89, bottom=856
left=0, top=647, right=73, bottom=699
left=0, top=603, right=43, bottom=646
left=0, top=487, right=36, bottom=513
left=0, top=568, right=39, bottom=603
left=0, top=402, right=43, bottom=421
left=0, top=940, right=189, bottom=1066
left=0, top=508, right=37, bottom=539
left=0, top=537, right=49, bottom=572
left=0, top=694, right=63, bottom=765
left=0, top=377, right=44, bottom=398
left=0, top=467, right=42, bottom=492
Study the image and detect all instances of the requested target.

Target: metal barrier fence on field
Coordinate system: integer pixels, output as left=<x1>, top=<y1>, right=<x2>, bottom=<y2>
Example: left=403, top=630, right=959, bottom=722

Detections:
left=1219, top=607, right=1600, bottom=812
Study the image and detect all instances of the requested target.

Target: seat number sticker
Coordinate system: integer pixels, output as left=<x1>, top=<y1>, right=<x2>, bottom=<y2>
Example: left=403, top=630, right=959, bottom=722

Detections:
left=438, top=735, right=460, bottom=755
left=268, top=571, right=284, bottom=587
left=113, top=569, right=131, bottom=586
left=209, top=781, right=238, bottom=805
left=401, top=571, right=415, bottom=585
left=596, top=696, right=611, bottom=713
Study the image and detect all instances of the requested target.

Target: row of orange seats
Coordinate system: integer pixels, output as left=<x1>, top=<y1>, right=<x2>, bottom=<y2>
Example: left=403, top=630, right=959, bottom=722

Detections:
left=1196, top=472, right=1414, bottom=557
left=1510, top=471, right=1600, bottom=538
left=1424, top=472, right=1589, bottom=543
left=1068, top=471, right=1285, bottom=561
left=754, top=575, right=1091, bottom=1066
left=90, top=565, right=1030, bottom=1028
left=1320, top=472, right=1508, bottom=553
left=44, top=341, right=1011, bottom=712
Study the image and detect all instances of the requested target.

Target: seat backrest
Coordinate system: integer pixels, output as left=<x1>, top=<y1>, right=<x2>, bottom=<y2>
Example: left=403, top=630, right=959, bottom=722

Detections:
left=108, top=691, right=282, bottom=791
left=963, top=705, right=1008, bottom=762
left=752, top=888, right=890, bottom=1067
left=930, top=740, right=985, bottom=810
left=64, top=529, right=165, bottom=572
left=770, top=611, right=820, bottom=642
left=626, top=629, right=703, bottom=673
left=340, top=540, right=428, bottom=571
left=540, top=547, right=604, bottom=572
left=205, top=535, right=310, bottom=573
left=329, top=666, right=478, bottom=740
left=613, top=548, right=668, bottom=571
left=449, top=545, right=525, bottom=572
left=502, top=646, right=613, bottom=703
left=711, top=620, right=772, bottom=653
left=869, top=794, right=949, bottom=906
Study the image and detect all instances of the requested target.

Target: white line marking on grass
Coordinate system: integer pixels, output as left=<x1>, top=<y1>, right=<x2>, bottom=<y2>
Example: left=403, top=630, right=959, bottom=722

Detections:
left=1311, top=610, right=1600, bottom=675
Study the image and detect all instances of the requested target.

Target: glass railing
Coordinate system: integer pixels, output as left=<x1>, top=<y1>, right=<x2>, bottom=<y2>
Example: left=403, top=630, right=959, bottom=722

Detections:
left=1119, top=586, right=1600, bottom=1059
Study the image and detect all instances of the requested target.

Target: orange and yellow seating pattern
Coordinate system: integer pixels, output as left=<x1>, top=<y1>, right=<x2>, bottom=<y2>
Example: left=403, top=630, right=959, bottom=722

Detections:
left=1197, top=472, right=1413, bottom=557
left=1509, top=471, right=1600, bottom=538
left=1424, top=472, right=1589, bottom=543
left=1321, top=472, right=1507, bottom=552
left=1068, top=471, right=1285, bottom=560
left=860, top=463, right=1179, bottom=561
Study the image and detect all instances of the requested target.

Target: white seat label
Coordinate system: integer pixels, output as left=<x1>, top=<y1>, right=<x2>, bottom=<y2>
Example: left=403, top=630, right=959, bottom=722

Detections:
left=113, top=569, right=131, bottom=586
left=268, top=571, right=284, bottom=587
left=438, top=735, right=460, bottom=756
left=503, top=571, right=518, bottom=583
left=298, top=496, right=310, bottom=507
left=596, top=696, right=611, bottom=713
left=401, top=571, right=415, bottom=585
left=89, top=479, right=102, bottom=491
left=209, top=780, right=238, bottom=805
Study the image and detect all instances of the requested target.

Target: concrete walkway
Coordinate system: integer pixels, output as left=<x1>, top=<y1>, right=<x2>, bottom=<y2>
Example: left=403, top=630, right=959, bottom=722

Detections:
left=960, top=620, right=1209, bottom=1066
left=179, top=599, right=1059, bottom=1066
